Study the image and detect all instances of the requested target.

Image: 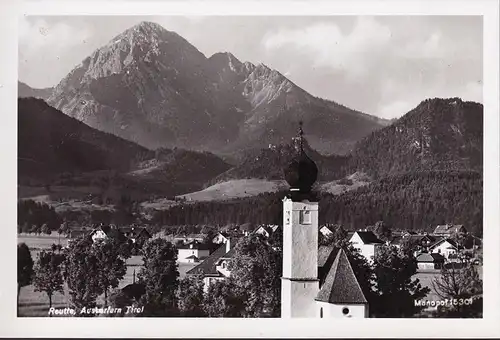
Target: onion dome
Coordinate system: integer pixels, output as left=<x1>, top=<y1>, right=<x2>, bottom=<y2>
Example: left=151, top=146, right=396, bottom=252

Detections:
left=283, top=122, right=318, bottom=193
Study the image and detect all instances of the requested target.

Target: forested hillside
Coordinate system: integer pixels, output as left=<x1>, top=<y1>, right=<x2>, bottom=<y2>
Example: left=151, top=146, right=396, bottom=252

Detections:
left=152, top=170, right=482, bottom=236
left=345, top=98, right=483, bottom=178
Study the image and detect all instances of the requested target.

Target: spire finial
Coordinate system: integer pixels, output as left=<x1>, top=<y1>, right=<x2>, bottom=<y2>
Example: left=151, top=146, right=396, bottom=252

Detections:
left=298, top=120, right=304, bottom=153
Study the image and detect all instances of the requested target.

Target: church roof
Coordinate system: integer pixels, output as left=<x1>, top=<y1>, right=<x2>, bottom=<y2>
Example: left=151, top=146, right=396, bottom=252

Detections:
left=316, top=248, right=368, bottom=305
left=318, top=245, right=339, bottom=267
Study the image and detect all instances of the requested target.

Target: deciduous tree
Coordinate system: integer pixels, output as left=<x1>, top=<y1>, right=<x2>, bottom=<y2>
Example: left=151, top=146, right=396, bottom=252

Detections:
left=138, top=239, right=179, bottom=316
left=62, top=238, right=102, bottom=312
left=17, top=243, right=34, bottom=313
left=33, top=249, right=65, bottom=309
left=203, top=280, right=246, bottom=317
left=92, top=240, right=127, bottom=306
left=176, top=276, right=206, bottom=317
left=371, top=245, right=430, bottom=317
left=431, top=262, right=482, bottom=317
left=228, top=235, right=282, bottom=317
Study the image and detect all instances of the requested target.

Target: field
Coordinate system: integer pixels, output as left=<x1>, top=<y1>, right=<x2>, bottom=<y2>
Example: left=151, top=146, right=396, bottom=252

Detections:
left=17, top=235, right=196, bottom=317
left=177, top=179, right=287, bottom=201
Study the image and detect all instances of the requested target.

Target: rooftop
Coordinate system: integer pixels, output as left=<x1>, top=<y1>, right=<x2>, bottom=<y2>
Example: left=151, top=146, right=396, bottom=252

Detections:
left=354, top=231, right=384, bottom=244
left=316, top=249, right=368, bottom=305
left=186, top=244, right=228, bottom=276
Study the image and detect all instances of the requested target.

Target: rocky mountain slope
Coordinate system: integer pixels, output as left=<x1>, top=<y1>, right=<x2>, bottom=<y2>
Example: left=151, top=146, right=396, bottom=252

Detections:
left=47, top=21, right=388, bottom=156
left=345, top=97, right=483, bottom=178
left=18, top=81, right=53, bottom=100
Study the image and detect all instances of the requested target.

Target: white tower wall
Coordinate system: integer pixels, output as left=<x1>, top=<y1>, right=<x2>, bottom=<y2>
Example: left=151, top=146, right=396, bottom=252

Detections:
left=281, top=197, right=319, bottom=318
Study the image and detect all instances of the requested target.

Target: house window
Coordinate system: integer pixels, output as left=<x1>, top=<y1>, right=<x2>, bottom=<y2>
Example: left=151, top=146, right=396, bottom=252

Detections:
left=342, top=307, right=350, bottom=315
left=300, top=210, right=312, bottom=225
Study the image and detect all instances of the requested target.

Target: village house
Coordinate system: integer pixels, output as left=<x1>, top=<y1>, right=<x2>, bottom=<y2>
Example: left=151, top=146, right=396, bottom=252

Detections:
left=428, top=238, right=459, bottom=260
left=186, top=241, right=231, bottom=291
left=254, top=225, right=279, bottom=238
left=349, top=231, right=384, bottom=262
left=319, top=225, right=334, bottom=238
left=89, top=225, right=112, bottom=242
left=416, top=252, right=445, bottom=270
left=212, top=231, right=229, bottom=244
left=433, top=224, right=467, bottom=237
left=177, top=240, right=211, bottom=264
left=393, top=233, right=438, bottom=255
left=119, top=226, right=151, bottom=244
left=173, top=233, right=205, bottom=245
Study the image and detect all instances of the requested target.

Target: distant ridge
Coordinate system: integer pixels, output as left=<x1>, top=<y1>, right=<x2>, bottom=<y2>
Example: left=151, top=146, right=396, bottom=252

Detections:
left=18, top=81, right=53, bottom=100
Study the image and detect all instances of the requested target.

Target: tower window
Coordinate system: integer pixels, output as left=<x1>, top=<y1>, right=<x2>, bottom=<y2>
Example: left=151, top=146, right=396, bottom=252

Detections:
left=342, top=307, right=350, bottom=315
left=320, top=307, right=323, bottom=318
left=300, top=210, right=312, bottom=224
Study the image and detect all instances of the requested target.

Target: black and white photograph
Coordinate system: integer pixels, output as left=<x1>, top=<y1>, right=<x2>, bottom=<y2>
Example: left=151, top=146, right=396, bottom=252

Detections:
left=2, top=0, right=500, bottom=337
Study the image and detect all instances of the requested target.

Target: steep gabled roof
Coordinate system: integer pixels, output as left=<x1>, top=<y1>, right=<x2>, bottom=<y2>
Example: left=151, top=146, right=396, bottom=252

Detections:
left=416, top=252, right=445, bottom=262
left=120, top=226, right=151, bottom=238
left=315, top=249, right=368, bottom=305
left=177, top=240, right=211, bottom=250
left=185, top=244, right=228, bottom=276
left=434, top=224, right=452, bottom=234
left=390, top=235, right=404, bottom=245
left=353, top=231, right=384, bottom=244
left=449, top=225, right=466, bottom=234
left=429, top=238, right=459, bottom=250
left=254, top=225, right=273, bottom=235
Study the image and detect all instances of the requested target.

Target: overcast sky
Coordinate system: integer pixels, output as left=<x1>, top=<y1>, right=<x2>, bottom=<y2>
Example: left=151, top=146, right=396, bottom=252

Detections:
left=18, top=15, right=482, bottom=119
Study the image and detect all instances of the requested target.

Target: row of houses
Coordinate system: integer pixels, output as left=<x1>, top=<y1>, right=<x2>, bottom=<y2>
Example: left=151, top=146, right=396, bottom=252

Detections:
left=69, top=222, right=475, bottom=273
left=68, top=224, right=152, bottom=245
left=185, top=225, right=473, bottom=293
left=320, top=224, right=475, bottom=270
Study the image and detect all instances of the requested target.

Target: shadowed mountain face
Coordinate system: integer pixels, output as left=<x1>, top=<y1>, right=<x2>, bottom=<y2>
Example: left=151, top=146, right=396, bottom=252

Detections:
left=18, top=97, right=152, bottom=180
left=345, top=98, right=483, bottom=178
left=47, top=21, right=388, bottom=156
left=18, top=98, right=231, bottom=195
left=18, top=81, right=53, bottom=100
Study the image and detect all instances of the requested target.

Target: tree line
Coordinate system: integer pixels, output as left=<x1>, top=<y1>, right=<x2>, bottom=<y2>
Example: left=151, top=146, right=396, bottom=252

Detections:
left=152, top=170, right=483, bottom=236
left=18, top=170, right=482, bottom=237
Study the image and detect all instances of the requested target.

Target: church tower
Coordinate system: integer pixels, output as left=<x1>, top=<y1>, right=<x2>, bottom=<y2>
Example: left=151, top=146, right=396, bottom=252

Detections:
left=281, top=122, right=320, bottom=318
